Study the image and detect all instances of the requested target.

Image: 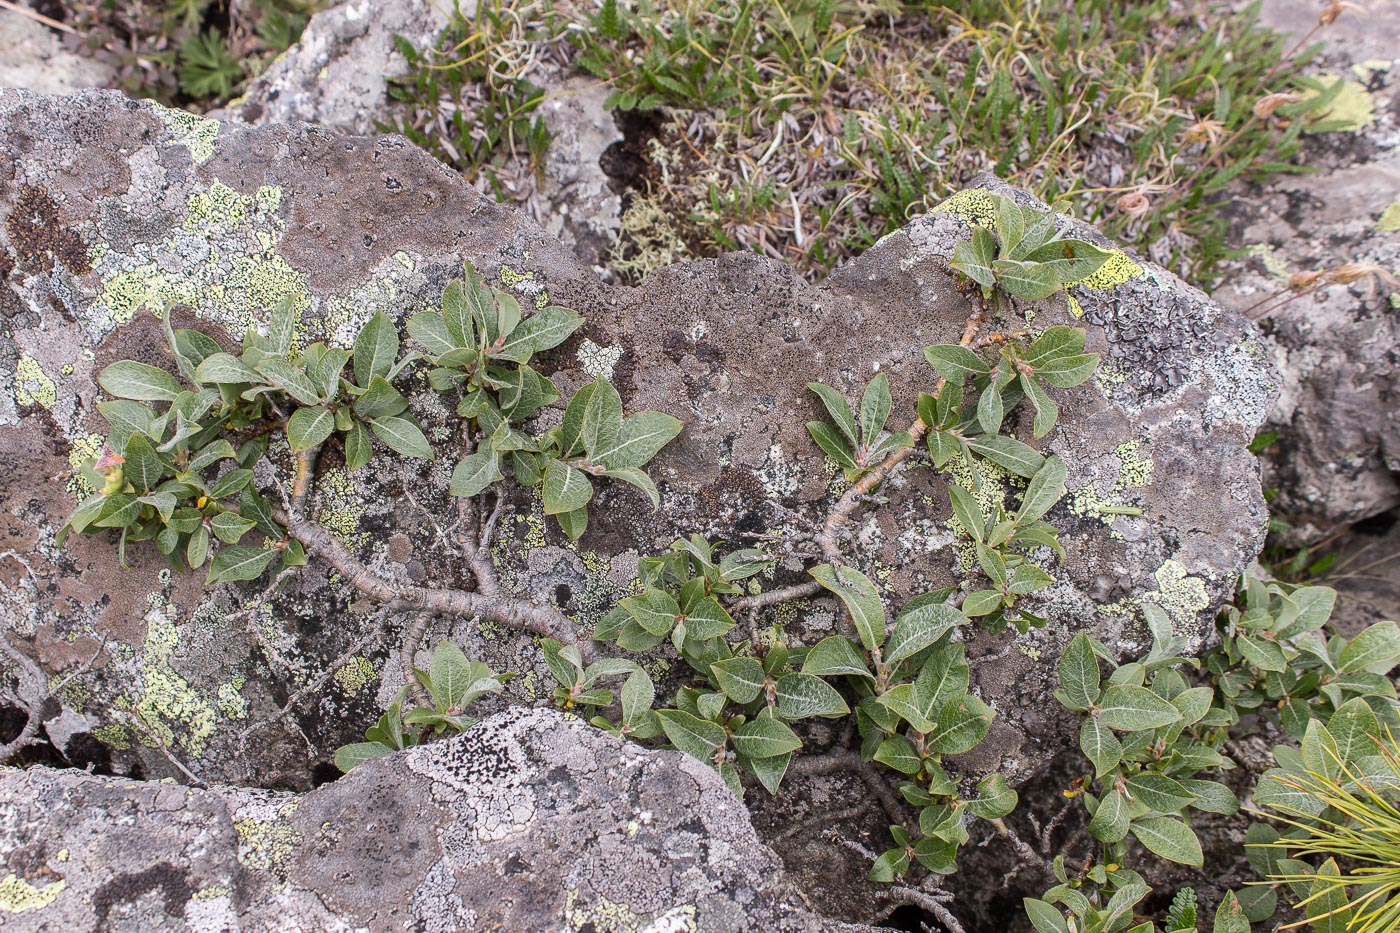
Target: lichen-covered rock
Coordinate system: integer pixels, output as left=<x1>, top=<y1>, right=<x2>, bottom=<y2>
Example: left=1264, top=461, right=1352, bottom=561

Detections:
left=1213, top=4, right=1400, bottom=538
left=218, top=0, right=624, bottom=268
left=0, top=88, right=1272, bottom=802
left=216, top=0, right=452, bottom=135
left=0, top=707, right=848, bottom=931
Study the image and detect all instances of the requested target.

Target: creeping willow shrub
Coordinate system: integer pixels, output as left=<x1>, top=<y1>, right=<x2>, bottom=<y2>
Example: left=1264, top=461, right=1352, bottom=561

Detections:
left=1033, top=567, right=1400, bottom=932
left=73, top=196, right=1155, bottom=895
left=63, top=262, right=680, bottom=577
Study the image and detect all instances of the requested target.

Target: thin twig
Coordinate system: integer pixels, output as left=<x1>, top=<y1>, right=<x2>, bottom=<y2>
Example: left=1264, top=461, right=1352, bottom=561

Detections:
left=730, top=580, right=823, bottom=612
left=791, top=750, right=907, bottom=825
left=836, top=834, right=881, bottom=861
left=0, top=557, right=109, bottom=762
left=1039, top=799, right=1073, bottom=853
left=274, top=509, right=595, bottom=660
left=774, top=804, right=869, bottom=842
left=50, top=634, right=109, bottom=698
left=122, top=710, right=208, bottom=788
left=398, top=614, right=434, bottom=706
left=476, top=488, right=508, bottom=557
left=0, top=631, right=48, bottom=762
left=224, top=565, right=303, bottom=672
left=815, top=309, right=984, bottom=565
left=290, top=446, right=321, bottom=516
left=991, top=817, right=1054, bottom=875
left=0, top=0, right=76, bottom=33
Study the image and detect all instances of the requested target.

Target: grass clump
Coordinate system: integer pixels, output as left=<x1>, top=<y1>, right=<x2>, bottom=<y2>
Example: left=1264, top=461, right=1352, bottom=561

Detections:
left=377, top=0, right=564, bottom=204
left=1252, top=729, right=1400, bottom=933
left=384, top=0, right=1349, bottom=284
left=571, top=0, right=1328, bottom=282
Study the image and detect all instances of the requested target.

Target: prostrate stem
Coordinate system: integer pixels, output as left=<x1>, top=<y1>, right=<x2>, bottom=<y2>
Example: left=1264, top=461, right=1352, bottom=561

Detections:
left=274, top=508, right=596, bottom=662
left=815, top=308, right=985, bottom=565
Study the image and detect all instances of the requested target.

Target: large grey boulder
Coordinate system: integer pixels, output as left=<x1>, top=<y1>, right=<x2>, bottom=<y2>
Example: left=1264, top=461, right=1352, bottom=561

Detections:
left=1214, top=0, right=1400, bottom=537
left=0, top=707, right=839, bottom=931
left=0, top=88, right=1273, bottom=799
left=218, top=0, right=452, bottom=135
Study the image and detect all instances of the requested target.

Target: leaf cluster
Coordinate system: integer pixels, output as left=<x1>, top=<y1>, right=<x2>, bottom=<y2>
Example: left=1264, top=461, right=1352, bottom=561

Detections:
left=1208, top=575, right=1400, bottom=742
left=335, top=642, right=509, bottom=771
left=63, top=298, right=436, bottom=581
left=949, top=194, right=1113, bottom=302
left=1055, top=622, right=1237, bottom=873
left=805, top=373, right=912, bottom=482
left=413, top=264, right=680, bottom=540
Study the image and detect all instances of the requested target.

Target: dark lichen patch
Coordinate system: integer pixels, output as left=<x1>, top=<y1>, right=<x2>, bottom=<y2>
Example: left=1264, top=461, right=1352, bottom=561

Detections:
left=0, top=251, right=22, bottom=319
left=91, top=862, right=193, bottom=927
left=5, top=186, right=92, bottom=276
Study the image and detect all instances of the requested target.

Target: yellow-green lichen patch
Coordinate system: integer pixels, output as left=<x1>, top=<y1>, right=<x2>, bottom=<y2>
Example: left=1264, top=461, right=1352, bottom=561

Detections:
left=1246, top=243, right=1293, bottom=283
left=0, top=874, right=65, bottom=914
left=945, top=454, right=1023, bottom=572
left=933, top=189, right=998, bottom=228
left=91, top=723, right=131, bottom=750
left=234, top=805, right=301, bottom=881
left=564, top=889, right=697, bottom=933
left=185, top=182, right=252, bottom=229
left=66, top=431, right=101, bottom=498
left=1065, top=294, right=1084, bottom=318
left=1115, top=441, right=1153, bottom=487
left=48, top=671, right=91, bottom=710
left=1141, top=560, right=1209, bottom=637
left=500, top=504, right=547, bottom=565
left=150, top=102, right=220, bottom=164
left=564, top=550, right=644, bottom=633
left=317, top=468, right=370, bottom=550
left=1068, top=440, right=1153, bottom=533
left=1093, top=363, right=1128, bottom=398
left=1300, top=76, right=1375, bottom=133
left=90, top=181, right=302, bottom=338
left=227, top=250, right=310, bottom=318
left=499, top=264, right=549, bottom=311
left=217, top=676, right=249, bottom=720
left=1378, top=198, right=1400, bottom=233
left=1069, top=251, right=1144, bottom=291
left=133, top=608, right=217, bottom=756
left=14, top=356, right=56, bottom=409
left=334, top=656, right=376, bottom=697
left=192, top=885, right=233, bottom=901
